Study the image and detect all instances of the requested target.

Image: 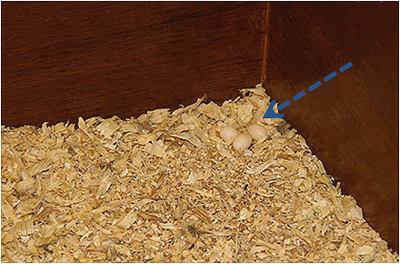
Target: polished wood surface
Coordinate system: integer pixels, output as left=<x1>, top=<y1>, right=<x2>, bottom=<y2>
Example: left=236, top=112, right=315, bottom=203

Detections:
left=2, top=1, right=398, bottom=251
left=2, top=2, right=264, bottom=127
left=263, top=2, right=398, bottom=251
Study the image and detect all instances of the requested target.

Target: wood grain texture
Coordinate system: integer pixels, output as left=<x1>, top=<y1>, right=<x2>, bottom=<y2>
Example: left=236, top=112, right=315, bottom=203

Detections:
left=2, top=2, right=264, bottom=127
left=263, top=2, right=399, bottom=251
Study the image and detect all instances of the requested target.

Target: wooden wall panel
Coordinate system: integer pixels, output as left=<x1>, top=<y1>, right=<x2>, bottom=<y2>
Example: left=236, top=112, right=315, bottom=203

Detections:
left=263, top=2, right=398, bottom=251
left=2, top=2, right=264, bottom=127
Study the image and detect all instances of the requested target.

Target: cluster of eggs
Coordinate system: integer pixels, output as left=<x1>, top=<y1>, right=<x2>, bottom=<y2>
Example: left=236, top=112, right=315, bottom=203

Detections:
left=220, top=124, right=269, bottom=151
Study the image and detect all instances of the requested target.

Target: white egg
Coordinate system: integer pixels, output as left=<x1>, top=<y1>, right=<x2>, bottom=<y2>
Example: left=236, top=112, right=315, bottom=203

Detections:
left=220, top=126, right=239, bottom=142
left=233, top=133, right=252, bottom=151
left=248, top=124, right=268, bottom=141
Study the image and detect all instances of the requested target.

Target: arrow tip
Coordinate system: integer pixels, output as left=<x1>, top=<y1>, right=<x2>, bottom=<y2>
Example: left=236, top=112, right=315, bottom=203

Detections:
left=263, top=100, right=284, bottom=119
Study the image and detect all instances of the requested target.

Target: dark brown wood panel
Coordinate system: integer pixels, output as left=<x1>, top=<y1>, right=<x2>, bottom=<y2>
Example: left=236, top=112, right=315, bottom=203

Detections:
left=263, top=2, right=398, bottom=251
left=2, top=2, right=264, bottom=127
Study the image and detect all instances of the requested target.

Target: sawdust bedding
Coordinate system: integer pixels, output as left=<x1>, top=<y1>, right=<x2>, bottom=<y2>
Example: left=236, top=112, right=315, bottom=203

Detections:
left=1, top=84, right=398, bottom=262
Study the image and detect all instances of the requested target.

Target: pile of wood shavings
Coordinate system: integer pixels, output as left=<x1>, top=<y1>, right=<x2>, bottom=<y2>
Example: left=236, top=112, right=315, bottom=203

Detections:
left=1, top=84, right=398, bottom=262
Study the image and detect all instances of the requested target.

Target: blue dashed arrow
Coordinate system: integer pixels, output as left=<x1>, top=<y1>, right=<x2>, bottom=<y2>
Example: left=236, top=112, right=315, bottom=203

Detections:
left=264, top=61, right=353, bottom=119
left=263, top=100, right=284, bottom=118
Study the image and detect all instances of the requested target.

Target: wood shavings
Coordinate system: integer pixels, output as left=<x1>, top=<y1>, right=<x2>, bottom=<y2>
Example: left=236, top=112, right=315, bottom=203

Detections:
left=186, top=171, right=199, bottom=185
left=1, top=84, right=397, bottom=262
left=239, top=208, right=253, bottom=220
left=117, top=211, right=138, bottom=229
left=356, top=245, right=375, bottom=255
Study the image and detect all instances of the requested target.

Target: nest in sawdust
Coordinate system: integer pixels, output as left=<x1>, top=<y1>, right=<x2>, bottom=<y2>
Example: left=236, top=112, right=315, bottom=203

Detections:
left=1, top=84, right=398, bottom=262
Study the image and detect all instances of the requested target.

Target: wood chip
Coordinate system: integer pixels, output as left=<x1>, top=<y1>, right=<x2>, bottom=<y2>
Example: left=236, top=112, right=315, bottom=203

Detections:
left=1, top=83, right=397, bottom=262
